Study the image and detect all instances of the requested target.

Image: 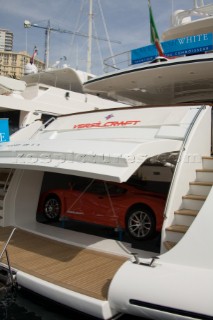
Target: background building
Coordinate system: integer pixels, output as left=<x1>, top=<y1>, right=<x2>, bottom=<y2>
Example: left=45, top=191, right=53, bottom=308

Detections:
left=0, top=29, right=13, bottom=51
left=0, top=28, right=44, bottom=79
left=0, top=51, right=45, bottom=79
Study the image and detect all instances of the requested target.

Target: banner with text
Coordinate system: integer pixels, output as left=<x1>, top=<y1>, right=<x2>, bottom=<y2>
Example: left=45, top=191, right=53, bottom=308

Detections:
left=131, top=33, right=213, bottom=64
left=0, top=119, right=10, bottom=143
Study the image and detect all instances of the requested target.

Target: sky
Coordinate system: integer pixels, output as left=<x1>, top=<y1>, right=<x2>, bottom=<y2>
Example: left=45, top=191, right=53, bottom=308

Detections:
left=1, top=0, right=213, bottom=75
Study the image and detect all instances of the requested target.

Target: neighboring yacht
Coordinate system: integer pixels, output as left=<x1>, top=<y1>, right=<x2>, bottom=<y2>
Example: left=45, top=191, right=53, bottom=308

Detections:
left=84, top=52, right=213, bottom=105
left=84, top=1, right=213, bottom=106
left=0, top=2, right=213, bottom=320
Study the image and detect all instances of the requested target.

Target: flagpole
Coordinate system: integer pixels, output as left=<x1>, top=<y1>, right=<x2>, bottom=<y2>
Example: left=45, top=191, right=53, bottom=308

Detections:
left=148, top=0, right=164, bottom=57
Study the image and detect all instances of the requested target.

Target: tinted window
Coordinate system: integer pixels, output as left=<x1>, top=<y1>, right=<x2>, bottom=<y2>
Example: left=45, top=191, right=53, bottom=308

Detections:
left=87, top=182, right=106, bottom=195
left=72, top=178, right=127, bottom=196
left=107, top=184, right=126, bottom=195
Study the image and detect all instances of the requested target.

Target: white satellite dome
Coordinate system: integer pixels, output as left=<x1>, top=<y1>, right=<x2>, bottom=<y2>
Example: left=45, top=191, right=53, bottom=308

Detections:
left=24, top=63, right=38, bottom=75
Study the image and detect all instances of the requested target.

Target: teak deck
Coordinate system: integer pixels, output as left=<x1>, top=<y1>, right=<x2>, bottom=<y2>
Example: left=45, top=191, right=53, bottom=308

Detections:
left=0, top=227, right=127, bottom=300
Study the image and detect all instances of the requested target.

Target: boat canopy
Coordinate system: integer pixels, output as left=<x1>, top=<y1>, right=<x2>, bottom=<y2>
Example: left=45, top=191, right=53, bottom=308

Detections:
left=0, top=76, right=26, bottom=95
left=84, top=53, right=213, bottom=105
left=21, top=67, right=94, bottom=93
left=0, top=105, right=201, bottom=182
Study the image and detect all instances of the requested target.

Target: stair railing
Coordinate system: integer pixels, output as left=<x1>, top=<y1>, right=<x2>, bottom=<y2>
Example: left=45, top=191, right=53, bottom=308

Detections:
left=0, top=228, right=16, bottom=286
left=163, top=105, right=206, bottom=221
left=3, top=169, right=14, bottom=192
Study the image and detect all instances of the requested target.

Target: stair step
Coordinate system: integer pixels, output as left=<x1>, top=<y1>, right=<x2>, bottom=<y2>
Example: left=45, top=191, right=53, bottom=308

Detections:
left=163, top=157, right=212, bottom=251
left=164, top=241, right=177, bottom=250
left=202, top=156, right=213, bottom=159
left=0, top=173, right=10, bottom=182
left=189, top=181, right=212, bottom=196
left=0, top=181, right=8, bottom=185
left=166, top=224, right=189, bottom=233
left=202, top=157, right=213, bottom=170
left=182, top=194, right=206, bottom=201
left=196, top=169, right=213, bottom=182
left=175, top=209, right=198, bottom=216
left=190, top=181, right=213, bottom=186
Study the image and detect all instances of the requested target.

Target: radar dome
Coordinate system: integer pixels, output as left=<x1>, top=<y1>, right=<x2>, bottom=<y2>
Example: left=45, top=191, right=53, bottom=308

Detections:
left=24, top=63, right=38, bottom=75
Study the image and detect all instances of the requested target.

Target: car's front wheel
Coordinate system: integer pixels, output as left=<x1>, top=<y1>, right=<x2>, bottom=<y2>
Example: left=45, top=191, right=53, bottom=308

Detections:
left=126, top=205, right=156, bottom=240
left=43, top=195, right=61, bottom=221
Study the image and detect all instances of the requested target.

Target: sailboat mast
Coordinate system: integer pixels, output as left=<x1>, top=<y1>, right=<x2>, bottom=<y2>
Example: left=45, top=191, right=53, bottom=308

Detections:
left=87, top=0, right=93, bottom=75
left=44, top=20, right=51, bottom=70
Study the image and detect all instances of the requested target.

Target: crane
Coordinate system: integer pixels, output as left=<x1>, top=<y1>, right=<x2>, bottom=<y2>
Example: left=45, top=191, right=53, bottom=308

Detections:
left=24, top=19, right=121, bottom=71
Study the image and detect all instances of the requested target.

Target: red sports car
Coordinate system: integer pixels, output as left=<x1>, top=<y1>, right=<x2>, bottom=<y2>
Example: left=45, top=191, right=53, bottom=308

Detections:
left=38, top=179, right=166, bottom=240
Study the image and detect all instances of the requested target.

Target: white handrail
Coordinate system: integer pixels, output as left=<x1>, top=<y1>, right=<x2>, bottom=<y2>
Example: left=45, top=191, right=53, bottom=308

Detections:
left=172, top=3, right=213, bottom=27
left=3, top=169, right=14, bottom=192
left=162, top=106, right=205, bottom=220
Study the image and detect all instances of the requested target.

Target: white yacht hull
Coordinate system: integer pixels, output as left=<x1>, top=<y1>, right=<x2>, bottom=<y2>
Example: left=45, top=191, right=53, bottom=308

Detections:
left=0, top=105, right=212, bottom=319
left=84, top=53, right=213, bottom=105
left=16, top=271, right=116, bottom=319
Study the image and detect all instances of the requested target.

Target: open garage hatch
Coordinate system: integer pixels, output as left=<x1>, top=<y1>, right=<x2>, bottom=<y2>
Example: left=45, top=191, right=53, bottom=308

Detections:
left=0, top=105, right=199, bottom=182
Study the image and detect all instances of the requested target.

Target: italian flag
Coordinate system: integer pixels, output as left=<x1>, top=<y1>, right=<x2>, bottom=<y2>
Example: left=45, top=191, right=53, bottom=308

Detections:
left=148, top=0, right=164, bottom=57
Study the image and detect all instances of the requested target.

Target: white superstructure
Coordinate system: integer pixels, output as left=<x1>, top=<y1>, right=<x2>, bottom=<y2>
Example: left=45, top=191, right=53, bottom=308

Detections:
left=0, top=67, right=129, bottom=139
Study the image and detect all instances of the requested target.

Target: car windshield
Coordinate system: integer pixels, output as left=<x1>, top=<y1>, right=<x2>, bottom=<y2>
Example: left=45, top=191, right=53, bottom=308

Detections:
left=72, top=179, right=126, bottom=196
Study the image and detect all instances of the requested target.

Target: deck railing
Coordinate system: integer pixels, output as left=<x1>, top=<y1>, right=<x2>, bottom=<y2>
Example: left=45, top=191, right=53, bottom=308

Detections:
left=103, top=50, right=133, bottom=73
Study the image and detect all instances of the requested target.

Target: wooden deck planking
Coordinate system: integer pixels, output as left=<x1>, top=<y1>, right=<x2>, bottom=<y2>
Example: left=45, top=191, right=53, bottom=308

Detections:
left=0, top=227, right=127, bottom=300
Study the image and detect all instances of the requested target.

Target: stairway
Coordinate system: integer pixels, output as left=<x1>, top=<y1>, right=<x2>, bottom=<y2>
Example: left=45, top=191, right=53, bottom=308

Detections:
left=164, top=156, right=213, bottom=251
left=0, top=169, right=14, bottom=224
